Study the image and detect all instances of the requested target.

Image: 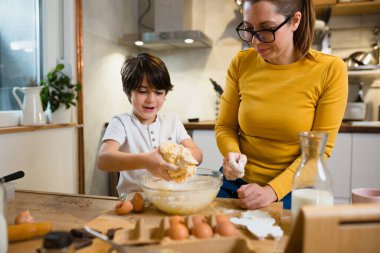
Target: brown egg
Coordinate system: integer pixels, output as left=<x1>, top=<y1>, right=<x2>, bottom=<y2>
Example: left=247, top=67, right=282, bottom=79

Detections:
left=15, top=210, right=35, bottom=225
left=114, top=200, right=133, bottom=215
left=167, top=223, right=189, bottom=240
left=169, top=215, right=185, bottom=225
left=131, top=192, right=145, bottom=213
left=215, top=214, right=229, bottom=224
left=192, top=214, right=205, bottom=225
left=215, top=221, right=237, bottom=237
left=191, top=222, right=213, bottom=239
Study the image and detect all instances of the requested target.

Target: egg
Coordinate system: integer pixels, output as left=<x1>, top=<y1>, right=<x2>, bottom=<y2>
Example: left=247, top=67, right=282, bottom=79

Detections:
left=131, top=192, right=145, bottom=213
left=215, top=214, right=229, bottom=224
left=15, top=210, right=35, bottom=225
left=215, top=221, right=237, bottom=237
left=169, top=215, right=185, bottom=225
left=191, top=222, right=213, bottom=239
left=114, top=200, right=133, bottom=215
left=192, top=214, right=205, bottom=225
left=166, top=223, right=189, bottom=240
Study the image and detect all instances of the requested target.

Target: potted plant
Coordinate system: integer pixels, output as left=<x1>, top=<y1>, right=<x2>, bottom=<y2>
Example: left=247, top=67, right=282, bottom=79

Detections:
left=40, top=63, right=80, bottom=124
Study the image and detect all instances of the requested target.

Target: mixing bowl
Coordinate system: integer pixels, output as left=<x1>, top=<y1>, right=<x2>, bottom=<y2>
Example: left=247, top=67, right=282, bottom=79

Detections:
left=141, top=168, right=222, bottom=215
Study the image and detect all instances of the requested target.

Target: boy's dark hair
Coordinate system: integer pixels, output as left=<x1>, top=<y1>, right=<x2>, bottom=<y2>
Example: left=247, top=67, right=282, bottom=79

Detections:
left=120, top=53, right=174, bottom=100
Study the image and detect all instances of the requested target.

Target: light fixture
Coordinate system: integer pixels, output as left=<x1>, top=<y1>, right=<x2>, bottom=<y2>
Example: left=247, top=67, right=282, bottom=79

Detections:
left=184, top=38, right=194, bottom=44
left=235, top=0, right=243, bottom=6
left=134, top=41, right=144, bottom=46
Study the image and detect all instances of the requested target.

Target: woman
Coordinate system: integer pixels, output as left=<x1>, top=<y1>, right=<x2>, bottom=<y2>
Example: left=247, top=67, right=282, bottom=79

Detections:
left=215, top=0, right=348, bottom=209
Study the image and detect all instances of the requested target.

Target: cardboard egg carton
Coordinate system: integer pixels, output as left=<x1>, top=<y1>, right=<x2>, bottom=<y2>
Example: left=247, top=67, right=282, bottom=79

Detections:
left=112, top=214, right=236, bottom=246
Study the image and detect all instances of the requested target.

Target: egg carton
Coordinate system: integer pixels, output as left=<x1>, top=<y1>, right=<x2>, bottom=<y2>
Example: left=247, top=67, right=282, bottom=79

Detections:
left=111, top=215, right=257, bottom=253
left=112, top=214, right=236, bottom=246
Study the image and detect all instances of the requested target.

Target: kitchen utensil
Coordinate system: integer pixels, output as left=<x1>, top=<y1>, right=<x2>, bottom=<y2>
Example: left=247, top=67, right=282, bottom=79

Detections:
left=12, top=86, right=46, bottom=125
left=84, top=225, right=124, bottom=251
left=141, top=168, right=222, bottom=215
left=0, top=171, right=25, bottom=183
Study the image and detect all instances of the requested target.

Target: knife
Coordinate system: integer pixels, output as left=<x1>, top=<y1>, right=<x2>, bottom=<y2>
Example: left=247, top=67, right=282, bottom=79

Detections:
left=0, top=170, right=25, bottom=183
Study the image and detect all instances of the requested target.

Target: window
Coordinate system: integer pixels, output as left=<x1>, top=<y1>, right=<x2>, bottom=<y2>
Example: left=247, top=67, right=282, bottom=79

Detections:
left=0, top=0, right=41, bottom=111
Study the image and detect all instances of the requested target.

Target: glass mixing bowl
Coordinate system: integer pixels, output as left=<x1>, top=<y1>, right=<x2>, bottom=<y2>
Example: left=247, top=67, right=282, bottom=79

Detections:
left=141, top=168, right=222, bottom=215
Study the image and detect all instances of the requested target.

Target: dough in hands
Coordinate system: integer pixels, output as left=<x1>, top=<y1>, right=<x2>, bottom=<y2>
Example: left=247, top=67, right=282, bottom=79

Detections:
left=224, top=155, right=247, bottom=180
left=159, top=142, right=198, bottom=183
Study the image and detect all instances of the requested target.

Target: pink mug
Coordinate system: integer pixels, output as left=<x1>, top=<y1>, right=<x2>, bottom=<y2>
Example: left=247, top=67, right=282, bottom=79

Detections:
left=352, top=188, right=380, bottom=204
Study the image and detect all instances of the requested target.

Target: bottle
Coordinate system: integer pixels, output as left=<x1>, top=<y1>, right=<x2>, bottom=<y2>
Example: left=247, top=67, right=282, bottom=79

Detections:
left=291, top=131, right=334, bottom=222
left=355, top=82, right=364, bottom=103
left=41, top=231, right=74, bottom=253
left=0, top=184, right=8, bottom=253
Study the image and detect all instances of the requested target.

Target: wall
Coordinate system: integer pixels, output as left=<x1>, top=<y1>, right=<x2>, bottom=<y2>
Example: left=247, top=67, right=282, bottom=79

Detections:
left=83, top=1, right=380, bottom=196
left=82, top=0, right=137, bottom=195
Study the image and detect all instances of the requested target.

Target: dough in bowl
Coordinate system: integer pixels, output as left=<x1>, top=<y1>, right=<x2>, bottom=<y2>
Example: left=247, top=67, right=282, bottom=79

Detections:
left=159, top=142, right=198, bottom=182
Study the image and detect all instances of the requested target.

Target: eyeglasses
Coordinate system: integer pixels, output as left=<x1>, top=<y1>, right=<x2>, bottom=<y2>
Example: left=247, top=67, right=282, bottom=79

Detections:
left=236, top=16, right=291, bottom=43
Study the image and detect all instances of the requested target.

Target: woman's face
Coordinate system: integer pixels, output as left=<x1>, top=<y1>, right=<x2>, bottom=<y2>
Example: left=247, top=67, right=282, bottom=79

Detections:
left=130, top=76, right=166, bottom=125
left=243, top=1, right=300, bottom=64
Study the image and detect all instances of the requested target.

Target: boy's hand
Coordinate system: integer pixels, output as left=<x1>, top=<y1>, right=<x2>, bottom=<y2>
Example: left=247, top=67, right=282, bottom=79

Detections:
left=145, top=149, right=178, bottom=181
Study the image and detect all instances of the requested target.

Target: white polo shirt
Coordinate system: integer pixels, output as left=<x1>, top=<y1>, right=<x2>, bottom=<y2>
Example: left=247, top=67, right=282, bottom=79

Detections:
left=101, top=112, right=191, bottom=195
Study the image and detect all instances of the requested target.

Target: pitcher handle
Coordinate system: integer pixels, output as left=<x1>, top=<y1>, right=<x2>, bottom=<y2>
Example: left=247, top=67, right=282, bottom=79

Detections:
left=12, top=87, right=24, bottom=110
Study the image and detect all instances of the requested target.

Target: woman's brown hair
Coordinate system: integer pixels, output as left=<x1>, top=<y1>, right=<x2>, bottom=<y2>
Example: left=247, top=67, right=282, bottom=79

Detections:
left=244, top=0, right=315, bottom=59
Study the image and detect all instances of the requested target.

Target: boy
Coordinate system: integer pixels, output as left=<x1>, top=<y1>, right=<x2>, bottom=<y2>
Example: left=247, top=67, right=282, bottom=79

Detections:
left=97, top=53, right=203, bottom=195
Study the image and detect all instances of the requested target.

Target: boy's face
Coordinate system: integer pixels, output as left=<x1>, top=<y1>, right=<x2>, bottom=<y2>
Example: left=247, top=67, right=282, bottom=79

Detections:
left=130, top=76, right=166, bottom=125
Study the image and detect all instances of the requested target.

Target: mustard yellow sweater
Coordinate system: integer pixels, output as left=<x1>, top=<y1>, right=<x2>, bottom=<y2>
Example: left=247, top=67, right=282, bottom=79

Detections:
left=215, top=49, right=348, bottom=200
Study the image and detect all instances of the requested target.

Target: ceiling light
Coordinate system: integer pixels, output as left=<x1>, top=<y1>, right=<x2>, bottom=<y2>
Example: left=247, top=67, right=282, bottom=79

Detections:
left=184, top=38, right=194, bottom=44
left=134, top=41, right=144, bottom=46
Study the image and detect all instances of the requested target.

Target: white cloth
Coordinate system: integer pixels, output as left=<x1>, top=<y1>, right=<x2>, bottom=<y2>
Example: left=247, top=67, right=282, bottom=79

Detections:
left=101, top=112, right=191, bottom=195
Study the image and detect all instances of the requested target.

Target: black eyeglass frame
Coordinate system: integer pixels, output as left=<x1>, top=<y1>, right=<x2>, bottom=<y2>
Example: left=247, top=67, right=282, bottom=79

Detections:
left=235, top=16, right=292, bottom=43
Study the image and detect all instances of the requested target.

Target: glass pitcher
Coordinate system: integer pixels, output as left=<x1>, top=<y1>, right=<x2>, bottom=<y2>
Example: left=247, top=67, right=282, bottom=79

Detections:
left=291, top=131, right=334, bottom=221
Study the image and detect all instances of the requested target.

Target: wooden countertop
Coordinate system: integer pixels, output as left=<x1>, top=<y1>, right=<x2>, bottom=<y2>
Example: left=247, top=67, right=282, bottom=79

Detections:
left=184, top=120, right=380, bottom=133
left=6, top=190, right=290, bottom=253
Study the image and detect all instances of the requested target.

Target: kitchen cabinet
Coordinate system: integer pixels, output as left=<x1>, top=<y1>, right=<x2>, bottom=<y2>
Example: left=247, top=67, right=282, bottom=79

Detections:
left=192, top=130, right=223, bottom=171
left=351, top=133, right=380, bottom=189
left=326, top=133, right=352, bottom=203
left=314, top=1, right=380, bottom=16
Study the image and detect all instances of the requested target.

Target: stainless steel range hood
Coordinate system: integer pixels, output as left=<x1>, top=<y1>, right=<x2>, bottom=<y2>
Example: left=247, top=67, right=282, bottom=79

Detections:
left=120, top=0, right=213, bottom=51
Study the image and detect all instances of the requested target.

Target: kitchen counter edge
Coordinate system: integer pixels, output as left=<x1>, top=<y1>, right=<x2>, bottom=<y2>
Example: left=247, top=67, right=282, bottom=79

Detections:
left=183, top=120, right=380, bottom=133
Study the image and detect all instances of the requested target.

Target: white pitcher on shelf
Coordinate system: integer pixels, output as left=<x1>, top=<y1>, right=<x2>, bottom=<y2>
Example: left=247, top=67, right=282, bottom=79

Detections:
left=12, top=86, right=46, bottom=125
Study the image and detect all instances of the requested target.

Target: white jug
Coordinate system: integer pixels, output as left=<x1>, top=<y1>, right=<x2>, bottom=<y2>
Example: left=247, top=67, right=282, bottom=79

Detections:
left=12, top=86, right=46, bottom=125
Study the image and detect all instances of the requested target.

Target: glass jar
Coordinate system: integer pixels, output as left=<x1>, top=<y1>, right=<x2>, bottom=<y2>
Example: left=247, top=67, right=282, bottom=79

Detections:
left=291, top=131, right=334, bottom=222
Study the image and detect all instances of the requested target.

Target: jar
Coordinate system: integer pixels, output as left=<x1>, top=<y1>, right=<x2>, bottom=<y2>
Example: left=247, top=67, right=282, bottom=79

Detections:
left=291, top=131, right=334, bottom=222
left=41, top=231, right=74, bottom=253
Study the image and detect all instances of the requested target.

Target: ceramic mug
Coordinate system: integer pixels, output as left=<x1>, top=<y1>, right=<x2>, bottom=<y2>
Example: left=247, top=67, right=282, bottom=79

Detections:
left=352, top=188, right=380, bottom=204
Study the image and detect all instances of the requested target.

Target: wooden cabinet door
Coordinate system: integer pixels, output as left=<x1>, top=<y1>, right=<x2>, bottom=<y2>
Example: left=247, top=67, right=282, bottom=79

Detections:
left=313, top=0, right=336, bottom=6
left=327, top=133, right=352, bottom=202
left=352, top=133, right=380, bottom=189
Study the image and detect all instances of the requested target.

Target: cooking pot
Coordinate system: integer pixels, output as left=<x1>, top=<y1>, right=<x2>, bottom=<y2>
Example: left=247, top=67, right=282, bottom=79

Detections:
left=345, top=42, right=380, bottom=70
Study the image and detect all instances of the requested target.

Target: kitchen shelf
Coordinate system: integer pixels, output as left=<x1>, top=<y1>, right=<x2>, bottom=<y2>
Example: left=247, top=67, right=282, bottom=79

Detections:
left=315, top=1, right=380, bottom=16
left=348, top=69, right=380, bottom=77
left=0, top=123, right=82, bottom=134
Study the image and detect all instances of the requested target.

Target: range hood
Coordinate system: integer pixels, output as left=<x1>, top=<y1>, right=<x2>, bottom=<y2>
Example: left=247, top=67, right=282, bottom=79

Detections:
left=120, top=0, right=213, bottom=51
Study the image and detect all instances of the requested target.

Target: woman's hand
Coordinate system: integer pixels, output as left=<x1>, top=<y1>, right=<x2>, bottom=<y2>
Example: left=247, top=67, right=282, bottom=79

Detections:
left=222, top=152, right=247, bottom=180
left=235, top=184, right=278, bottom=209
left=144, top=149, right=177, bottom=181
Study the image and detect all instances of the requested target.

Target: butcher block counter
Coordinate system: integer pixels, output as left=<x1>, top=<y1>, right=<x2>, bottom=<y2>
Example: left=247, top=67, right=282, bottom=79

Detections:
left=6, top=190, right=290, bottom=253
